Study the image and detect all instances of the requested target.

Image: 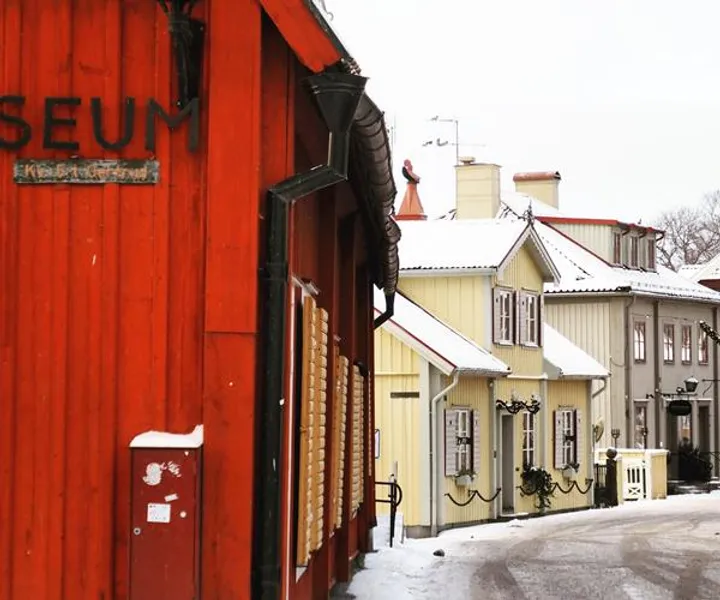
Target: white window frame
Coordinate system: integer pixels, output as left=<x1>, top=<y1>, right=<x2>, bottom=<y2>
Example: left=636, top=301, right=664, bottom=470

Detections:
left=629, top=236, right=639, bottom=268
left=522, top=411, right=535, bottom=467
left=612, top=231, right=622, bottom=264
left=524, top=293, right=539, bottom=346
left=456, top=408, right=472, bottom=472
left=634, top=321, right=646, bottom=362
left=561, top=409, right=576, bottom=466
left=497, top=289, right=513, bottom=345
left=681, top=324, right=692, bottom=364
left=699, top=327, right=709, bottom=365
left=646, top=238, right=656, bottom=270
left=663, top=323, right=675, bottom=363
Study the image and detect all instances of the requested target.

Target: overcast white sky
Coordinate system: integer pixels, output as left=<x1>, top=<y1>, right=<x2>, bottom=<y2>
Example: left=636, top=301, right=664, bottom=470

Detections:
left=322, top=0, right=720, bottom=221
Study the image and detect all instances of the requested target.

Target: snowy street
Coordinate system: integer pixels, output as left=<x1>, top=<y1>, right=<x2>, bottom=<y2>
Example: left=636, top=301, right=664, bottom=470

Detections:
left=347, top=495, right=720, bottom=600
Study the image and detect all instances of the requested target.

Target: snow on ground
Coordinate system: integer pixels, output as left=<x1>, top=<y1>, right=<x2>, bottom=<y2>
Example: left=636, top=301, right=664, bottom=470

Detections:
left=348, top=493, right=720, bottom=600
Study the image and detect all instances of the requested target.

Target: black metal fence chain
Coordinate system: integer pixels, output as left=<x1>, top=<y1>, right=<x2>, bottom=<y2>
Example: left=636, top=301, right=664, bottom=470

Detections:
left=518, top=479, right=594, bottom=496
left=444, top=488, right=502, bottom=507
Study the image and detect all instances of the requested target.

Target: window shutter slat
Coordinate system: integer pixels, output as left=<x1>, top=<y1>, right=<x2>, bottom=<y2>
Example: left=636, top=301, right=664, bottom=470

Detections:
left=444, top=409, right=459, bottom=476
left=492, top=288, right=500, bottom=343
left=513, top=291, right=519, bottom=344
left=538, top=295, right=544, bottom=347
left=574, top=409, right=583, bottom=467
left=553, top=410, right=563, bottom=469
left=472, top=410, right=481, bottom=474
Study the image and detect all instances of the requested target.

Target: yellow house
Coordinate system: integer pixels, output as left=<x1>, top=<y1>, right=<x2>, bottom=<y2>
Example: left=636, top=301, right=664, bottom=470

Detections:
left=372, top=168, right=610, bottom=537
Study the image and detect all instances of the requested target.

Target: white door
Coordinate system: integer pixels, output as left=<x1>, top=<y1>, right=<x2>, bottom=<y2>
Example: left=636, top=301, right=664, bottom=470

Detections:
left=623, top=459, right=646, bottom=501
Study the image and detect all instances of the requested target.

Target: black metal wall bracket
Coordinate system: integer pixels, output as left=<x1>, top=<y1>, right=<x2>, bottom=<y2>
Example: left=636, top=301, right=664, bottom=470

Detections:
left=156, top=0, right=205, bottom=108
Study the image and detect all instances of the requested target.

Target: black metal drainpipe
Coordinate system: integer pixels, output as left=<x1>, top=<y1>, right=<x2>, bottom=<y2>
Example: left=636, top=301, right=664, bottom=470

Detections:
left=253, top=71, right=368, bottom=600
left=373, top=292, right=395, bottom=329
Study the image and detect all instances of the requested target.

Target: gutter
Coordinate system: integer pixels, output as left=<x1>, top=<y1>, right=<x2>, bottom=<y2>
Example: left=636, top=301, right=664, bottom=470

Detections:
left=429, top=371, right=460, bottom=538
left=253, top=71, right=368, bottom=600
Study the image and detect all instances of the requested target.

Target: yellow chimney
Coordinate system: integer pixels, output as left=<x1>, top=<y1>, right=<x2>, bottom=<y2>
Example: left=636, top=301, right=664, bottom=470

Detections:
left=513, top=171, right=562, bottom=209
left=454, top=156, right=501, bottom=220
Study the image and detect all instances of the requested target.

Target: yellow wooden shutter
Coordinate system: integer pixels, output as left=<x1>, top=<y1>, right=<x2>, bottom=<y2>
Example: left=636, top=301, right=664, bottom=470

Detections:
left=311, top=307, right=329, bottom=551
left=351, top=365, right=365, bottom=514
left=334, top=355, right=350, bottom=529
left=296, top=296, right=317, bottom=566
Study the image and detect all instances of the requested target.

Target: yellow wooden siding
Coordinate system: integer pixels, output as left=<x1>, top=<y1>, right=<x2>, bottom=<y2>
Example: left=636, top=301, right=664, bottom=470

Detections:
left=544, top=299, right=619, bottom=448
left=398, top=276, right=487, bottom=347
left=546, top=381, right=592, bottom=511
left=650, top=453, right=668, bottom=499
left=441, top=377, right=494, bottom=525
left=374, top=373, right=423, bottom=524
left=493, top=244, right=544, bottom=376
left=553, top=223, right=613, bottom=262
left=375, top=327, right=419, bottom=375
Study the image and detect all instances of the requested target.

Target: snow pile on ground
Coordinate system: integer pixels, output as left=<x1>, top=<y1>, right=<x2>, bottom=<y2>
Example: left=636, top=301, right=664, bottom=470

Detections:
left=348, top=494, right=720, bottom=599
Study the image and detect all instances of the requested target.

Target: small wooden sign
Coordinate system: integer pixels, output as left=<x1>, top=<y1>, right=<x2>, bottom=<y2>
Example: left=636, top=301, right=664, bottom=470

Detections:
left=13, top=159, right=159, bottom=185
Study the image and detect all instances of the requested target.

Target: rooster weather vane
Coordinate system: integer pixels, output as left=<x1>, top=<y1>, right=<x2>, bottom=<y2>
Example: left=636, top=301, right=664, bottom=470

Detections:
left=157, top=0, right=205, bottom=108
left=401, top=159, right=420, bottom=185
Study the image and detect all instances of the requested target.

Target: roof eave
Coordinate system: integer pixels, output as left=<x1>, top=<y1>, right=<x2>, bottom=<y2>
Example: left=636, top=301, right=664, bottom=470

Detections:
left=400, top=267, right=497, bottom=277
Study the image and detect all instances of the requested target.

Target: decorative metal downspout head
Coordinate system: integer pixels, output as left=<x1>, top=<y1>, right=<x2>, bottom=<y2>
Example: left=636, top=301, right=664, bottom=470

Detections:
left=304, top=72, right=368, bottom=134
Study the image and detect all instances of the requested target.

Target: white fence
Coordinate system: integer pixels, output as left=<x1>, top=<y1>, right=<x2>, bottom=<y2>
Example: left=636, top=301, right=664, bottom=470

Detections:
left=595, top=448, right=669, bottom=502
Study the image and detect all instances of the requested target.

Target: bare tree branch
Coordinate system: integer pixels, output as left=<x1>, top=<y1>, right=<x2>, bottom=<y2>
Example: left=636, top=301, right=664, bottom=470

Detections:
left=653, top=191, right=720, bottom=271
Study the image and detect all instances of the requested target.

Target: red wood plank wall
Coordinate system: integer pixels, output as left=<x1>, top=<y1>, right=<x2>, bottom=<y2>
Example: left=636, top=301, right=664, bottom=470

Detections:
left=0, top=1, right=263, bottom=598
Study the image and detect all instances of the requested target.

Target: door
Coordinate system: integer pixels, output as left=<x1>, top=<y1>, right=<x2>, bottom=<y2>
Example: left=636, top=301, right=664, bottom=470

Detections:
left=501, top=415, right=514, bottom=512
left=699, top=405, right=710, bottom=452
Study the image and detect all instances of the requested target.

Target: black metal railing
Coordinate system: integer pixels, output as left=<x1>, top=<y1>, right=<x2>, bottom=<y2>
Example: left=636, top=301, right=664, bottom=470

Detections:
left=375, top=477, right=403, bottom=547
left=594, top=460, right=618, bottom=507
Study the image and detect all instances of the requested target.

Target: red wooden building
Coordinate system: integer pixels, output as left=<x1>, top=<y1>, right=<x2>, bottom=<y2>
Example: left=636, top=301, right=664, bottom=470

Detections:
left=0, top=1, right=399, bottom=599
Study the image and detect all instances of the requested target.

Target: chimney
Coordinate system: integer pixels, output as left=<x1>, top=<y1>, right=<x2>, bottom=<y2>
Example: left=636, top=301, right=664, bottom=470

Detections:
left=454, top=156, right=501, bottom=220
left=396, top=159, right=427, bottom=221
left=513, top=171, right=561, bottom=209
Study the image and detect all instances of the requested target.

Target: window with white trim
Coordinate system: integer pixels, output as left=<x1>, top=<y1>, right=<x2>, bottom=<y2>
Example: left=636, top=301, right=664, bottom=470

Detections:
left=646, top=238, right=656, bottom=270
left=681, top=324, right=692, bottom=364
left=634, top=321, right=646, bottom=362
left=456, top=409, right=472, bottom=472
left=663, top=323, right=675, bottom=363
left=522, top=411, right=536, bottom=468
left=699, top=327, right=709, bottom=365
left=553, top=408, right=581, bottom=469
left=493, top=288, right=514, bottom=345
left=612, top=231, right=622, bottom=264
left=524, top=293, right=539, bottom=346
left=630, top=236, right=639, bottom=267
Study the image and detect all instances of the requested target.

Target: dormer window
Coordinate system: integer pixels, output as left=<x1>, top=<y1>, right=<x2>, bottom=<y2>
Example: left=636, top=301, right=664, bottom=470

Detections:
left=630, top=237, right=639, bottom=268
left=646, top=238, right=656, bottom=270
left=612, top=231, right=622, bottom=264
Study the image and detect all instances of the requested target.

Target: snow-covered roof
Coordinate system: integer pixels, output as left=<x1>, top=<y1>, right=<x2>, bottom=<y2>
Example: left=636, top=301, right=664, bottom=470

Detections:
left=535, top=222, right=720, bottom=303
left=397, top=219, right=559, bottom=282
left=498, top=191, right=563, bottom=219
left=374, top=288, right=510, bottom=377
left=679, top=255, right=720, bottom=283
left=543, top=324, right=609, bottom=380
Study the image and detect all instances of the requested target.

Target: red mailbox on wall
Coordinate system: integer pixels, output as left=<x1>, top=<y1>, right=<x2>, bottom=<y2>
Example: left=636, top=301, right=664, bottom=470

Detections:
left=129, top=425, right=204, bottom=600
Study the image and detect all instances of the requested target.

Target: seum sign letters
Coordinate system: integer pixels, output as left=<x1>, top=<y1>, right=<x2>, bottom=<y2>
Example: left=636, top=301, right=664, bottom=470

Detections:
left=0, top=96, right=199, bottom=184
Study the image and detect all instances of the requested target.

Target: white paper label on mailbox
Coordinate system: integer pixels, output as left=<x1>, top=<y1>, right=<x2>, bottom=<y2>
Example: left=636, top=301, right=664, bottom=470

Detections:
left=147, top=503, right=172, bottom=524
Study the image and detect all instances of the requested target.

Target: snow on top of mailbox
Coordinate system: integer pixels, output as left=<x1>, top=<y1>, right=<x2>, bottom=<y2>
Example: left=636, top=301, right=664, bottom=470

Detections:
left=130, top=424, right=204, bottom=449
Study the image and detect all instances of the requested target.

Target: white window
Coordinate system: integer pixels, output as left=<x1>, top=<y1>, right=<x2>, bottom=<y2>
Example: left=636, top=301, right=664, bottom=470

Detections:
left=444, top=408, right=480, bottom=476
left=634, top=321, right=646, bottom=362
left=554, top=409, right=582, bottom=469
left=630, top=236, right=639, bottom=267
left=493, top=288, right=514, bottom=345
left=520, top=292, right=540, bottom=346
left=456, top=409, right=472, bottom=472
left=646, top=238, right=656, bottom=270
left=612, top=231, right=622, bottom=264
left=699, top=327, right=709, bottom=365
left=663, top=323, right=675, bottom=363
left=522, top=411, right=535, bottom=467
left=681, top=325, right=692, bottom=364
